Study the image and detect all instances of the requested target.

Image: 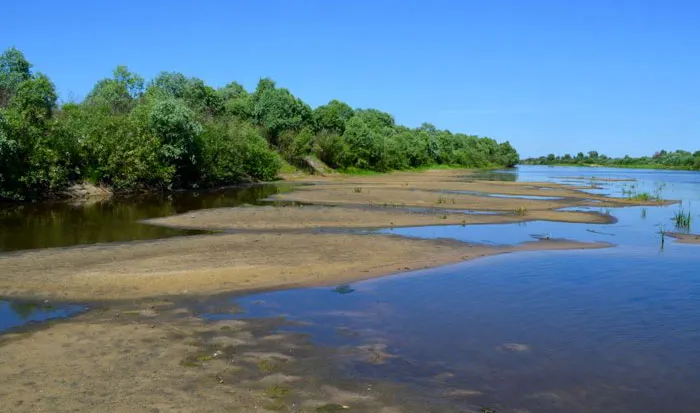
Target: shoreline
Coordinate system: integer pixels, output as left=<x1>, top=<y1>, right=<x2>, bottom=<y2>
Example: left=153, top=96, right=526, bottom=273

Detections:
left=0, top=232, right=612, bottom=302
left=0, top=167, right=680, bottom=413
left=665, top=232, right=700, bottom=244
left=0, top=168, right=643, bottom=301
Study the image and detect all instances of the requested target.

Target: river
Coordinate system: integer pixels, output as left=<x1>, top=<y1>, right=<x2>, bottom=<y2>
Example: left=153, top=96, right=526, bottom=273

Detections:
left=1, top=166, right=699, bottom=412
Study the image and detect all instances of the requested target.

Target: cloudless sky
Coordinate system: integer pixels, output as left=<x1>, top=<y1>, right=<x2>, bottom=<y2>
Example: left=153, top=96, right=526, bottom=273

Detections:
left=2, top=0, right=698, bottom=157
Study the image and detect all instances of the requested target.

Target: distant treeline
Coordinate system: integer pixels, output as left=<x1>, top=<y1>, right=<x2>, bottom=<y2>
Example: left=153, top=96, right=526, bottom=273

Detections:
left=0, top=47, right=518, bottom=201
left=522, top=150, right=700, bottom=170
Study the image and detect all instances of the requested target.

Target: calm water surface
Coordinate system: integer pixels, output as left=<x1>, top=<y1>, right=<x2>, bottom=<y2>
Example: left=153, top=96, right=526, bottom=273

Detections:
left=201, top=166, right=700, bottom=412
left=0, top=184, right=285, bottom=252
left=2, top=166, right=700, bottom=412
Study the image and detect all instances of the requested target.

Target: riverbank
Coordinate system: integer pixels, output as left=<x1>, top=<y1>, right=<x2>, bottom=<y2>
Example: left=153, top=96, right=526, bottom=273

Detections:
left=0, top=168, right=642, bottom=301
left=0, top=167, right=687, bottom=412
left=666, top=232, right=700, bottom=244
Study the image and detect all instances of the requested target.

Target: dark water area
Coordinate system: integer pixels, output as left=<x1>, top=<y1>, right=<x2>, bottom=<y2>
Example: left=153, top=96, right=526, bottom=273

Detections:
left=0, top=300, right=86, bottom=333
left=197, top=166, right=700, bottom=412
left=0, top=184, right=285, bottom=252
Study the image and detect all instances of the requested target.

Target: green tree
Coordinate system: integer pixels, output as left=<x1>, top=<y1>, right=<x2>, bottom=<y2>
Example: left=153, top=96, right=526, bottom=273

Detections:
left=252, top=78, right=312, bottom=143
left=218, top=82, right=253, bottom=120
left=0, top=47, right=32, bottom=107
left=147, top=98, right=203, bottom=184
left=313, top=100, right=354, bottom=134
left=85, top=66, right=143, bottom=114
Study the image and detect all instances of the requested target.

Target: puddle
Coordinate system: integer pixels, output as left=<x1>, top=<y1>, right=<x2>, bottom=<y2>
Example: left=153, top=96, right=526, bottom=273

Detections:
left=0, top=300, right=87, bottom=333
left=440, top=190, right=564, bottom=201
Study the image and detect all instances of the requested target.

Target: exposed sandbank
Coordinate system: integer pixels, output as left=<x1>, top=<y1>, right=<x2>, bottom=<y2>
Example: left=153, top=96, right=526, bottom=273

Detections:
left=146, top=204, right=612, bottom=232
left=0, top=232, right=609, bottom=301
left=666, top=232, right=700, bottom=244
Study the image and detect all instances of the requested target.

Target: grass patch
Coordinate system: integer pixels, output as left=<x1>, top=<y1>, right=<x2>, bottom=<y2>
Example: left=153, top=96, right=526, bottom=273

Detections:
left=353, top=187, right=363, bottom=193
left=337, top=167, right=381, bottom=176
left=514, top=206, right=528, bottom=216
left=258, top=359, right=283, bottom=373
left=673, top=209, right=692, bottom=231
left=278, top=160, right=300, bottom=175
left=630, top=192, right=659, bottom=202
left=264, top=385, right=291, bottom=398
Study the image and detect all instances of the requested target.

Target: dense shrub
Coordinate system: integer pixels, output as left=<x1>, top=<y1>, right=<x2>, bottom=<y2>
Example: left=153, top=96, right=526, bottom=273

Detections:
left=0, top=47, right=520, bottom=201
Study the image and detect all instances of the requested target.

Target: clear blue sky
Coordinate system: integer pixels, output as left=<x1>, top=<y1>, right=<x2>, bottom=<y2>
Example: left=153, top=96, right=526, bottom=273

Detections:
left=2, top=0, right=698, bottom=157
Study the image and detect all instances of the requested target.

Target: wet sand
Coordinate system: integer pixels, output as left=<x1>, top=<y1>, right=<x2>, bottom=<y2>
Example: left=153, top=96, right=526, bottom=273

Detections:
left=0, top=232, right=609, bottom=301
left=666, top=232, right=700, bottom=244
left=0, top=304, right=414, bottom=412
left=147, top=204, right=612, bottom=232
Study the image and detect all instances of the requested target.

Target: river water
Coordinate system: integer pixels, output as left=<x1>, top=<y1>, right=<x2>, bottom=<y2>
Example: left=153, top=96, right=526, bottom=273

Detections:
left=1, top=166, right=699, bottom=412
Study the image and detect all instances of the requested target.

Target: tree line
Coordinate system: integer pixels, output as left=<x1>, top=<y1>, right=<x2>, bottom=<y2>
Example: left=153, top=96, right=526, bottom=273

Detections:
left=0, top=47, right=519, bottom=201
left=522, top=150, right=700, bottom=170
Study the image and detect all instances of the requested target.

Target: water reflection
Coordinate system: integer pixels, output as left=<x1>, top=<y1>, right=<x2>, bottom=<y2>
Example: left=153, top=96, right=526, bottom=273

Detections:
left=0, top=184, right=285, bottom=252
left=0, top=300, right=86, bottom=332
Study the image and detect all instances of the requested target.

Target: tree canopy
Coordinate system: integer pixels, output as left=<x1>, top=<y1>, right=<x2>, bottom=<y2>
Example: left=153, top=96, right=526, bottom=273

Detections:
left=522, top=150, right=700, bottom=170
left=0, top=47, right=519, bottom=201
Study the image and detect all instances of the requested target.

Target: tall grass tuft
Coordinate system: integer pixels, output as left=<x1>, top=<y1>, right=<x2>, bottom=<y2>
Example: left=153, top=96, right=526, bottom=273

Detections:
left=673, top=209, right=692, bottom=231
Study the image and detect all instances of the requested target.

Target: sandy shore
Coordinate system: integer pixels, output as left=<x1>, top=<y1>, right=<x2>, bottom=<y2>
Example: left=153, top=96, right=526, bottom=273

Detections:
left=666, top=232, right=700, bottom=244
left=0, top=232, right=609, bottom=301
left=0, top=168, right=633, bottom=301
left=146, top=204, right=613, bottom=232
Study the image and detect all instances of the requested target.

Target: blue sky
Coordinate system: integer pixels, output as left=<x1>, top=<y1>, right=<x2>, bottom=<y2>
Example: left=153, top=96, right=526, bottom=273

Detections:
left=2, top=0, right=698, bottom=157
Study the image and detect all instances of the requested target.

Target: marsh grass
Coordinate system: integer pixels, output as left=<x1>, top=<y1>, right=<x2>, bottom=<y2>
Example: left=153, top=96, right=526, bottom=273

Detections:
left=630, top=192, right=659, bottom=202
left=353, top=187, right=363, bottom=193
left=514, top=206, right=528, bottom=216
left=673, top=209, right=692, bottom=231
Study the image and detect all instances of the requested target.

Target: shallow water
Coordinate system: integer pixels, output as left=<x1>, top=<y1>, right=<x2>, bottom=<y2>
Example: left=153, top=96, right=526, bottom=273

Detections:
left=440, top=189, right=564, bottom=200
left=0, top=184, right=284, bottom=252
left=0, top=300, right=86, bottom=333
left=199, top=166, right=700, bottom=412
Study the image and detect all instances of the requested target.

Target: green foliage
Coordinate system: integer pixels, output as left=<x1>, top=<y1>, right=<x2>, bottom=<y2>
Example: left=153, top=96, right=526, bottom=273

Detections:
left=0, top=47, right=32, bottom=107
left=252, top=78, right=312, bottom=143
left=673, top=209, right=692, bottom=232
left=523, top=149, right=700, bottom=171
left=85, top=66, right=143, bottom=114
left=0, top=47, right=519, bottom=201
left=313, top=99, right=354, bottom=134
